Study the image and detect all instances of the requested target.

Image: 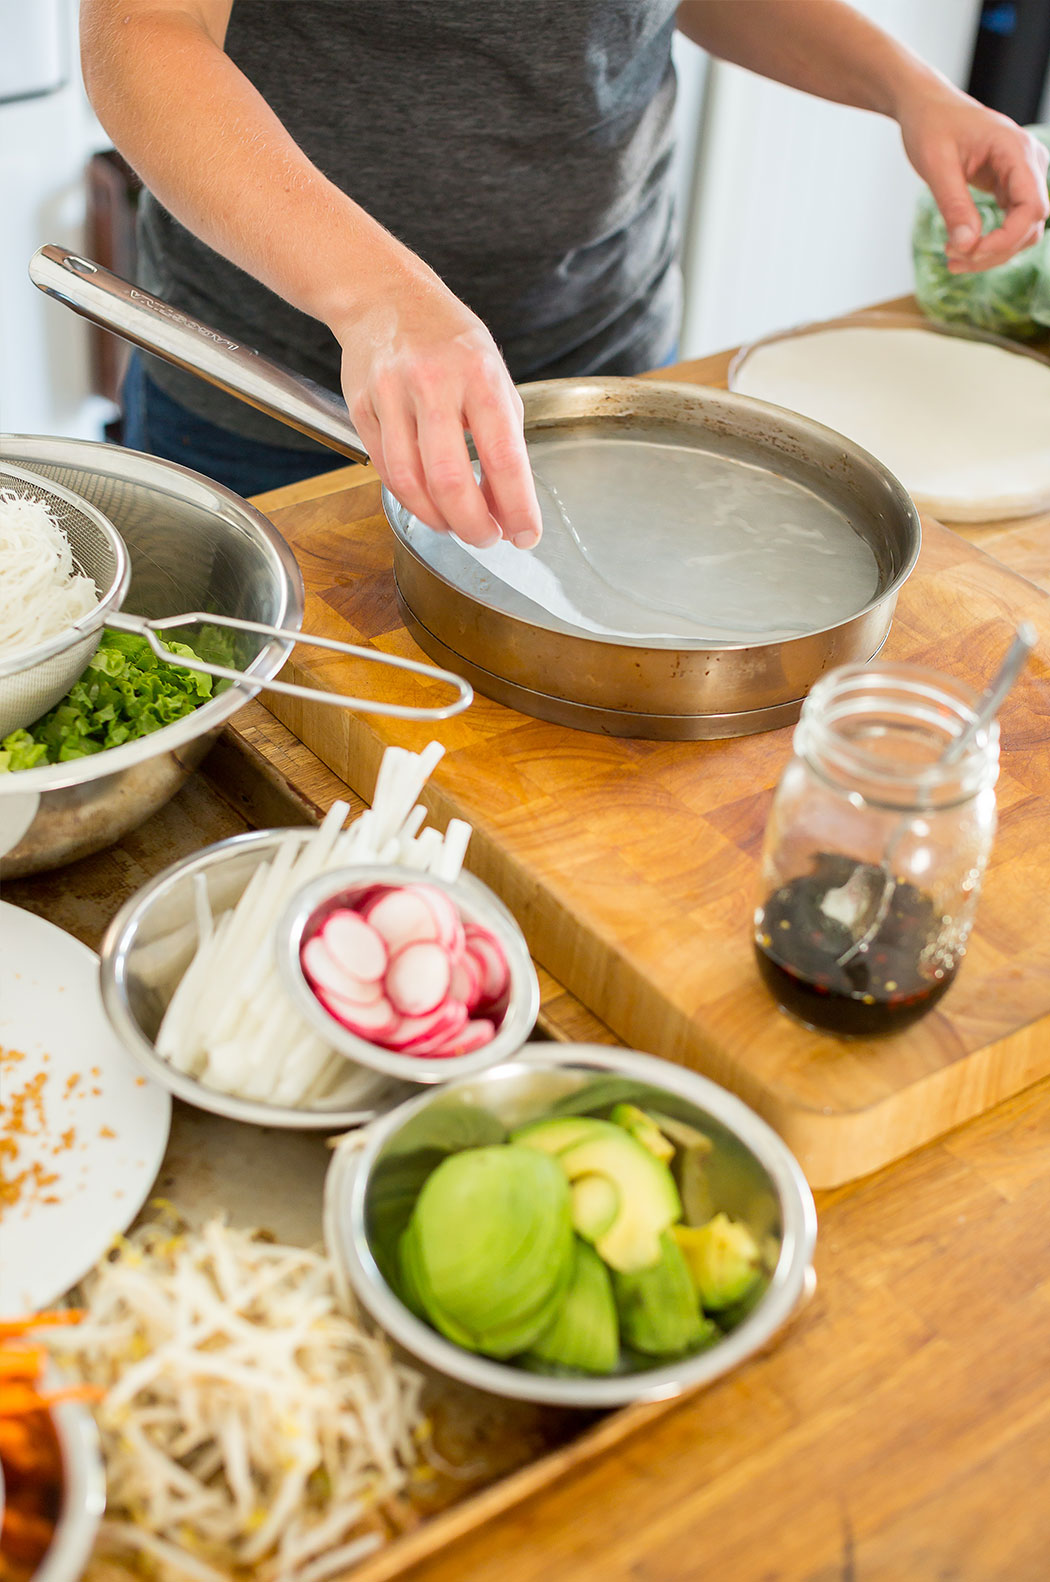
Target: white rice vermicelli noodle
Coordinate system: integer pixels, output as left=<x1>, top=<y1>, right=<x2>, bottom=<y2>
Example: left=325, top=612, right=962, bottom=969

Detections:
left=0, top=488, right=98, bottom=659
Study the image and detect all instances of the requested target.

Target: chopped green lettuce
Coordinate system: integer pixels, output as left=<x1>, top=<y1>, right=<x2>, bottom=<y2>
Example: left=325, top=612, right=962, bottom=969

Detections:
left=912, top=125, right=1050, bottom=343
left=0, top=629, right=229, bottom=772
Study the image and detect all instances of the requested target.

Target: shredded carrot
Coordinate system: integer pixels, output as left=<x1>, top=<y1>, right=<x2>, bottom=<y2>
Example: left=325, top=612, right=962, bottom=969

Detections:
left=0, top=1382, right=102, bottom=1417
left=0, top=1309, right=86, bottom=1338
left=0, top=1348, right=45, bottom=1379
left=0, top=1311, right=93, bottom=1577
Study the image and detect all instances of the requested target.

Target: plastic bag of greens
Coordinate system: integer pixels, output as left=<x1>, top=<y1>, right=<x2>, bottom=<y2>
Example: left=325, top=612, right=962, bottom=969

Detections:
left=912, top=125, right=1050, bottom=342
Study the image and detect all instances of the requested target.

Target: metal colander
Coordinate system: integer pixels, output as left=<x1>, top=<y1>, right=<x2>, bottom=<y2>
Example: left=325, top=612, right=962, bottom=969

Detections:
left=0, top=463, right=472, bottom=741
left=0, top=464, right=130, bottom=737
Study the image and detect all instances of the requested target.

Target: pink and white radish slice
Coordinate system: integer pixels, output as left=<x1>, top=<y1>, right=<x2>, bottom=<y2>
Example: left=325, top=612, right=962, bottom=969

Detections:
left=362, top=887, right=441, bottom=952
left=383, top=999, right=469, bottom=1052
left=425, top=1017, right=497, bottom=1058
left=463, top=924, right=509, bottom=1010
left=301, top=936, right=385, bottom=1007
left=319, top=908, right=388, bottom=982
left=385, top=940, right=453, bottom=1017
left=449, top=951, right=482, bottom=1013
left=409, top=883, right=465, bottom=954
left=315, top=987, right=398, bottom=1040
left=302, top=882, right=515, bottom=1060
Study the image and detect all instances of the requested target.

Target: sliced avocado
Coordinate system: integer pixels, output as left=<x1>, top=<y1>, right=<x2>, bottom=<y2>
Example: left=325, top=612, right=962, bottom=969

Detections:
left=518, top=1118, right=681, bottom=1274
left=676, top=1146, right=715, bottom=1230
left=408, top=1144, right=575, bottom=1357
left=471, top=1248, right=576, bottom=1358
left=610, top=1103, right=675, bottom=1163
left=645, top=1111, right=714, bottom=1157
left=510, top=1116, right=609, bottom=1155
left=571, top=1173, right=620, bottom=1240
left=398, top=1217, right=477, bottom=1350
left=673, top=1213, right=762, bottom=1311
left=396, top=1219, right=429, bottom=1321
left=525, top=1239, right=620, bottom=1375
left=612, top=1229, right=718, bottom=1358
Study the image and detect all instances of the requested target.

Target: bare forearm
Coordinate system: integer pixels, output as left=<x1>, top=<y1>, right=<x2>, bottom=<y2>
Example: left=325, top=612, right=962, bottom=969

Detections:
left=79, top=0, right=541, bottom=547
left=676, top=0, right=944, bottom=119
left=79, top=1, right=430, bottom=339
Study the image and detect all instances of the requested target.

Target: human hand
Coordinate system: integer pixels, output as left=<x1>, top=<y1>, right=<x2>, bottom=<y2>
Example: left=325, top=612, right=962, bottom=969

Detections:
left=335, top=268, right=542, bottom=550
left=897, top=82, right=1049, bottom=275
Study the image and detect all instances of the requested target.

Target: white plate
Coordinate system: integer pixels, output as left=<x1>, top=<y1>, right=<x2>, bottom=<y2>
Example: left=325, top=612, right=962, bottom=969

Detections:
left=0, top=901, right=171, bottom=1312
left=730, top=320, right=1050, bottom=523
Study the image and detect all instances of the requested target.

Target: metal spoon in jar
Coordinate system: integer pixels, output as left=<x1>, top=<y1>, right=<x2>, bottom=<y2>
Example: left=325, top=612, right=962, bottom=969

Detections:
left=825, top=621, right=1037, bottom=968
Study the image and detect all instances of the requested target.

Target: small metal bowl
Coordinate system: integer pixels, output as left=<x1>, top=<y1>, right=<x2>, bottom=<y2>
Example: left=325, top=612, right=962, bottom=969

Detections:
left=324, top=1044, right=817, bottom=1409
left=0, top=436, right=302, bottom=877
left=99, top=829, right=407, bottom=1129
left=277, top=865, right=541, bottom=1084
left=34, top=1397, right=107, bottom=1582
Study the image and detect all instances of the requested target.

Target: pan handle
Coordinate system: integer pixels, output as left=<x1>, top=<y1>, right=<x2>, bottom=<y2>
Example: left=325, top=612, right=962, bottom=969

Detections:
left=29, top=245, right=370, bottom=465
left=105, top=609, right=473, bottom=722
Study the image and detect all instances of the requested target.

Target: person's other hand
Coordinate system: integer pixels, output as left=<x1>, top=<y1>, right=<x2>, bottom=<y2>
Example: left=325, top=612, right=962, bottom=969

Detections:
left=897, top=82, right=1049, bottom=275
left=335, top=269, right=543, bottom=550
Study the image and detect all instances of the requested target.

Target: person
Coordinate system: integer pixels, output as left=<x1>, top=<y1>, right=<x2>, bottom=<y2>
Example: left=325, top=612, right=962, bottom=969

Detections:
left=81, top=0, right=1049, bottom=542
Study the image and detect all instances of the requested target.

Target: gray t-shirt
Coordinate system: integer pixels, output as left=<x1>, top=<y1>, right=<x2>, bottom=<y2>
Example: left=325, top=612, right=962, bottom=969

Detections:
left=138, top=0, right=682, bottom=448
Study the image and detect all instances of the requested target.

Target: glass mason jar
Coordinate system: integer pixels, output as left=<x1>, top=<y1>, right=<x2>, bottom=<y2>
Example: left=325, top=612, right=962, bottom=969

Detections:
left=754, top=663, right=1000, bottom=1038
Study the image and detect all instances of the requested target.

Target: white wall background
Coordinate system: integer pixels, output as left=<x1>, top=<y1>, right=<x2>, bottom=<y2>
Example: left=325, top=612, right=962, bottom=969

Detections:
left=674, top=0, right=985, bottom=358
left=0, top=0, right=112, bottom=442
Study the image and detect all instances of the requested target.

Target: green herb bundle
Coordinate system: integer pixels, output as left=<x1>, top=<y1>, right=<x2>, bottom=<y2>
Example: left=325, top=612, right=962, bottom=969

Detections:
left=912, top=125, right=1050, bottom=343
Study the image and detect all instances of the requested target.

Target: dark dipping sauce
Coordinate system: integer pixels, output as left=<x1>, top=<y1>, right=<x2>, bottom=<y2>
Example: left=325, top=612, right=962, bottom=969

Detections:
left=754, top=852, right=956, bottom=1037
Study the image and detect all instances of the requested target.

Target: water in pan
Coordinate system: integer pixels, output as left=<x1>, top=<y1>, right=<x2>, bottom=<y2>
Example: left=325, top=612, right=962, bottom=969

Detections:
left=412, top=431, right=882, bottom=646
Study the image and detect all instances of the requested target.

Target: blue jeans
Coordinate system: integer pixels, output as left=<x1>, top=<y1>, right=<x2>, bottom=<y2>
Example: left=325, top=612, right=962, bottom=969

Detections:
left=120, top=353, right=341, bottom=498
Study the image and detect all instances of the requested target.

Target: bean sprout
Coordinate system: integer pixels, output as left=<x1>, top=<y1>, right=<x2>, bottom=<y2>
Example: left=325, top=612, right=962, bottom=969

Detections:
left=52, top=1217, right=428, bottom=1581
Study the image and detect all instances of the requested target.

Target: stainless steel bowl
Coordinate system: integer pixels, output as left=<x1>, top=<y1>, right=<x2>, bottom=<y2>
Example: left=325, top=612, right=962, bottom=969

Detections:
left=278, top=864, right=541, bottom=1083
left=0, top=435, right=303, bottom=876
left=325, top=1044, right=818, bottom=1408
left=34, top=1397, right=106, bottom=1582
left=99, top=828, right=407, bottom=1129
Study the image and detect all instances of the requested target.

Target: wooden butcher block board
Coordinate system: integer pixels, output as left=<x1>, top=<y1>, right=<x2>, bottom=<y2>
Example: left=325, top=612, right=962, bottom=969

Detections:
left=251, top=466, right=1050, bottom=1188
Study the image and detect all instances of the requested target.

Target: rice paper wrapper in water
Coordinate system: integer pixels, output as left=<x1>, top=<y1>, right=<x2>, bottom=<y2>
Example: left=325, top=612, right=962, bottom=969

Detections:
left=911, top=125, right=1050, bottom=343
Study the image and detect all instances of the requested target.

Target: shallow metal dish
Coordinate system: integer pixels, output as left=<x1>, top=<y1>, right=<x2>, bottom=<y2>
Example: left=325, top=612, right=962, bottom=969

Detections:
left=278, top=863, right=540, bottom=1083
left=99, top=828, right=408, bottom=1129
left=32, top=248, right=921, bottom=742
left=0, top=435, right=302, bottom=875
left=386, top=377, right=922, bottom=737
left=325, top=1044, right=818, bottom=1408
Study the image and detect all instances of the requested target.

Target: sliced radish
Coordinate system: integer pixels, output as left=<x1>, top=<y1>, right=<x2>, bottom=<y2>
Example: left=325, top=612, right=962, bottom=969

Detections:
left=319, top=909, right=387, bottom=982
left=409, top=884, right=464, bottom=952
left=425, top=1018, right=497, bottom=1058
left=385, top=940, right=453, bottom=1017
left=449, top=951, right=482, bottom=1012
left=383, top=999, right=468, bottom=1051
left=315, top=987, right=398, bottom=1039
left=464, top=929, right=509, bottom=1008
left=301, top=937, right=384, bottom=1006
left=362, top=887, right=440, bottom=951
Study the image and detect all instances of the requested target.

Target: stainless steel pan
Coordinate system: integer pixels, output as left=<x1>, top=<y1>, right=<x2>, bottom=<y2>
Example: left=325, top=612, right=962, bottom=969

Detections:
left=31, top=245, right=922, bottom=739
